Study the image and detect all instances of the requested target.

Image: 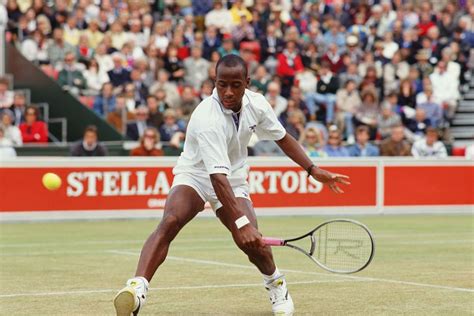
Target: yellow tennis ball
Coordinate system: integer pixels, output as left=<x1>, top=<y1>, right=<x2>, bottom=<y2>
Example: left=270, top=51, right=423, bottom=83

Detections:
left=42, top=172, right=62, bottom=191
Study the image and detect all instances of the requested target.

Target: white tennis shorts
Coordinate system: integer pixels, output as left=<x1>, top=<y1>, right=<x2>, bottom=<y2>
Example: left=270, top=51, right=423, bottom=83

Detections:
left=171, top=173, right=251, bottom=212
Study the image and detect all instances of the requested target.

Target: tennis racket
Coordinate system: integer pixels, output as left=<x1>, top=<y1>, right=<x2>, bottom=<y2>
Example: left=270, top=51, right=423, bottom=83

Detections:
left=263, top=219, right=375, bottom=274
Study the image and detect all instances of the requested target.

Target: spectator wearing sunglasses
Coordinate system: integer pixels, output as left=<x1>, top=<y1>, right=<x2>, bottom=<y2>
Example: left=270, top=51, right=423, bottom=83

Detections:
left=130, top=127, right=163, bottom=156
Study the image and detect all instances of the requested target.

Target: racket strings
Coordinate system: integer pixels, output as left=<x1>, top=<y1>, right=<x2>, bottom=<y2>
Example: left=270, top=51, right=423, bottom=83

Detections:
left=314, top=221, right=372, bottom=273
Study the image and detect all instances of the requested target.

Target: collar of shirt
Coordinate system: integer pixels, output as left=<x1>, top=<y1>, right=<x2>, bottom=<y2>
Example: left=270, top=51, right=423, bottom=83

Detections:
left=211, top=88, right=250, bottom=115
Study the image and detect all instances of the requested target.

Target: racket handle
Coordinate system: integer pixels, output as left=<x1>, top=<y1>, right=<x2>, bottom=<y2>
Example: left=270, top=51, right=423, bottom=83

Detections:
left=262, top=237, right=285, bottom=246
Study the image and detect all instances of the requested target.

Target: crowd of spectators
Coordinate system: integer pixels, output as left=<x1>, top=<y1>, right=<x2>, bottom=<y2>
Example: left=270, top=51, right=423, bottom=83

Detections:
left=2, top=0, right=474, bottom=158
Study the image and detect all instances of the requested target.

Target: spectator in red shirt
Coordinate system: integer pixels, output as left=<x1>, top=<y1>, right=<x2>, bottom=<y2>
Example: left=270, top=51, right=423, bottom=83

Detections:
left=276, top=40, right=303, bottom=97
left=19, top=105, right=48, bottom=143
left=417, top=12, right=435, bottom=37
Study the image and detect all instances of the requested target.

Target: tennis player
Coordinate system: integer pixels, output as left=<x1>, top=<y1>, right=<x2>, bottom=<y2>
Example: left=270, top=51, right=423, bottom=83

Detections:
left=114, top=54, right=350, bottom=316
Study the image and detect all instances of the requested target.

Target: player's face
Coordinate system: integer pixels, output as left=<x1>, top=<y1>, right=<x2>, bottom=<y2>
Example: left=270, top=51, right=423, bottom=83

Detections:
left=215, top=65, right=249, bottom=111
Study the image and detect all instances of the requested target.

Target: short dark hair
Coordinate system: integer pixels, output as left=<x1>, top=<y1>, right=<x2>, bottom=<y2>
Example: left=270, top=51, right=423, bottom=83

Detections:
left=84, top=125, right=98, bottom=136
left=215, top=54, right=248, bottom=79
left=356, top=125, right=370, bottom=134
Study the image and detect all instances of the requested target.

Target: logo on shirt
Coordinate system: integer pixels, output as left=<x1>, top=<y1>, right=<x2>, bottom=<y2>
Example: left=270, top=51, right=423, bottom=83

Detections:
left=249, top=124, right=257, bottom=132
left=214, top=165, right=230, bottom=171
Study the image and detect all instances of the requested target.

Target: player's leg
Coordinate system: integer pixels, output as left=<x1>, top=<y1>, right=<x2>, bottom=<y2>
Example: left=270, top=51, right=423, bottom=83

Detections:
left=114, top=185, right=205, bottom=316
left=216, top=198, right=294, bottom=316
left=135, top=185, right=205, bottom=279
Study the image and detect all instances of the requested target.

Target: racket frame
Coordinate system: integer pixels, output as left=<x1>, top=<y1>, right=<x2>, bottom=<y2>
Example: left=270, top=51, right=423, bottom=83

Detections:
left=264, top=218, right=375, bottom=274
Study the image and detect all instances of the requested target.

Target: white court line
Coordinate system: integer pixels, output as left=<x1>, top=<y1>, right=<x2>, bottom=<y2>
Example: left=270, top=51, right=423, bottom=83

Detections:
left=0, top=237, right=231, bottom=248
left=109, top=250, right=474, bottom=294
left=2, top=235, right=472, bottom=249
left=0, top=279, right=359, bottom=299
left=0, top=246, right=236, bottom=257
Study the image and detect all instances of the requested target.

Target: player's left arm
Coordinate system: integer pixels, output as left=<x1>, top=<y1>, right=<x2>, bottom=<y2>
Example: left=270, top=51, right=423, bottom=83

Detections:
left=275, top=133, right=351, bottom=193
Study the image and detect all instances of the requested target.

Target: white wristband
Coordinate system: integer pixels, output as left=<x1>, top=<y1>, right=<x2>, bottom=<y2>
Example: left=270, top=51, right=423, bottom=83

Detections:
left=235, top=215, right=250, bottom=229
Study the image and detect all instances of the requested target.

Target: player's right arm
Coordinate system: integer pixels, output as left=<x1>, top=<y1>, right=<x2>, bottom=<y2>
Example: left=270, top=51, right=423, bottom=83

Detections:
left=197, top=126, right=263, bottom=249
left=210, top=173, right=263, bottom=249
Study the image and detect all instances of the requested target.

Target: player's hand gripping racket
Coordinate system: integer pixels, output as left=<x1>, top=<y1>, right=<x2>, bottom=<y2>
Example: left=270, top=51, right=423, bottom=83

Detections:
left=263, top=219, right=375, bottom=274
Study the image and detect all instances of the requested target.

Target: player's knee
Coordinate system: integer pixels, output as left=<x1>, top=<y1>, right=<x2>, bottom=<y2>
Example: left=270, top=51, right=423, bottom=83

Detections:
left=156, top=214, right=182, bottom=238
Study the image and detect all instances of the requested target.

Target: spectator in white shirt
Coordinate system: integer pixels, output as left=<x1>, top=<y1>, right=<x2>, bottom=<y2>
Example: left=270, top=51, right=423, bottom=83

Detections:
left=0, top=110, right=22, bottom=146
left=440, top=47, right=461, bottom=85
left=205, top=0, right=234, bottom=33
left=0, top=78, right=14, bottom=109
left=265, top=81, right=287, bottom=117
left=0, top=127, right=17, bottom=159
left=411, top=127, right=448, bottom=158
left=429, top=61, right=460, bottom=119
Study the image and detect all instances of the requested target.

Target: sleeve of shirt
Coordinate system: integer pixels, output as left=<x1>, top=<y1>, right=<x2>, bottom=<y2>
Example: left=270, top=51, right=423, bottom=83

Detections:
left=197, top=127, right=231, bottom=176
left=254, top=96, right=287, bottom=141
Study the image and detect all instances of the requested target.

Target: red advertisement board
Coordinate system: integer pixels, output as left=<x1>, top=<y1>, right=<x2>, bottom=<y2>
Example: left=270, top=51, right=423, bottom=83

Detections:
left=0, top=165, right=376, bottom=212
left=384, top=166, right=474, bottom=206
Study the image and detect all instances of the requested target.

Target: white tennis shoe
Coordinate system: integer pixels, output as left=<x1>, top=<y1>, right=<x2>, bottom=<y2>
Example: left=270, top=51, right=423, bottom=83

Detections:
left=114, top=277, right=148, bottom=316
left=265, top=275, right=294, bottom=316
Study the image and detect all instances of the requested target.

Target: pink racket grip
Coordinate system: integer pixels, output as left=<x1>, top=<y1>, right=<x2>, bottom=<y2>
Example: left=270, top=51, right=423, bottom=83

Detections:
left=263, top=237, right=285, bottom=246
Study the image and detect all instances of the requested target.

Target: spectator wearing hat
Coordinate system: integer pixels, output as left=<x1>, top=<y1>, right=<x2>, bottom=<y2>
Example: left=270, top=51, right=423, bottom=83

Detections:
left=347, top=126, right=380, bottom=157
left=345, top=34, right=364, bottom=65
left=0, top=110, right=22, bottom=146
left=411, top=127, right=447, bottom=158
left=19, top=105, right=48, bottom=143
left=130, top=127, right=164, bottom=157
left=70, top=125, right=108, bottom=156
left=380, top=124, right=412, bottom=156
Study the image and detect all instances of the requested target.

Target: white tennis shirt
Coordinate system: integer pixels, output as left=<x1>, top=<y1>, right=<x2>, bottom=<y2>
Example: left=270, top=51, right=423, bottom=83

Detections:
left=173, top=88, right=287, bottom=185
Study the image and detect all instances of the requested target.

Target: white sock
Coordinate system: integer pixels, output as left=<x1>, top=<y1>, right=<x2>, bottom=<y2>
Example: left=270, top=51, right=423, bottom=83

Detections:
left=263, top=267, right=282, bottom=283
left=127, top=276, right=149, bottom=291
